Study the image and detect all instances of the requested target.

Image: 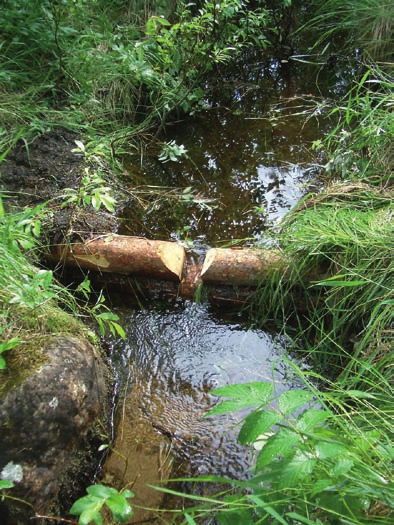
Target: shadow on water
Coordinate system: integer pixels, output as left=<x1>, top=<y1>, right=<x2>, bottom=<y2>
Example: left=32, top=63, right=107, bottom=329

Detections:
left=99, top=52, right=338, bottom=522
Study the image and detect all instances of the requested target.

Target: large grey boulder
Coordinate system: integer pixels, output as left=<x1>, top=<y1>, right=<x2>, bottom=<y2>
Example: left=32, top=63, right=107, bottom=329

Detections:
left=0, top=335, right=109, bottom=524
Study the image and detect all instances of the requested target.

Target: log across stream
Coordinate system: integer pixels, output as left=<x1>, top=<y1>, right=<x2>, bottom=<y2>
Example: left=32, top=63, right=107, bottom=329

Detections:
left=50, top=234, right=322, bottom=305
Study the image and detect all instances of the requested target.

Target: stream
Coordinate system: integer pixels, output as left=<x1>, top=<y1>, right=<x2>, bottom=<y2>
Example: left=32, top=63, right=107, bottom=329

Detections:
left=98, top=51, right=338, bottom=523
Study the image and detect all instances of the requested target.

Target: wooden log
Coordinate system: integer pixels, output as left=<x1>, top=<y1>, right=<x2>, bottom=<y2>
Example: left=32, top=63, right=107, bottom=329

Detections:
left=50, top=234, right=185, bottom=281
left=200, top=248, right=288, bottom=286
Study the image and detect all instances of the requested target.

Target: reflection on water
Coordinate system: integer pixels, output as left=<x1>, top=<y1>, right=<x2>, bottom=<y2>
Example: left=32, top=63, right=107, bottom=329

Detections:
left=100, top=302, right=304, bottom=522
left=119, top=53, right=328, bottom=244
left=112, top=302, right=300, bottom=396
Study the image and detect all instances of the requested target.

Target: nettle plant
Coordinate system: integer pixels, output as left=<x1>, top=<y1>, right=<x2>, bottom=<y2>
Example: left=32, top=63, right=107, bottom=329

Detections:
left=70, top=485, right=134, bottom=525
left=62, top=141, right=117, bottom=213
left=173, top=382, right=392, bottom=525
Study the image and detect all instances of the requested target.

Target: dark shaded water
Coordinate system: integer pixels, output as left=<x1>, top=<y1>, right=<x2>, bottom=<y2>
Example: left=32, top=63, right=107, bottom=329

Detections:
left=118, top=54, right=331, bottom=245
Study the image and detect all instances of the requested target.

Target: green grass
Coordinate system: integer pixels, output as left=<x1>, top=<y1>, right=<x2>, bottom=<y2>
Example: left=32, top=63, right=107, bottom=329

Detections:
left=251, top=183, right=393, bottom=385
left=0, top=197, right=124, bottom=381
left=301, top=0, right=393, bottom=60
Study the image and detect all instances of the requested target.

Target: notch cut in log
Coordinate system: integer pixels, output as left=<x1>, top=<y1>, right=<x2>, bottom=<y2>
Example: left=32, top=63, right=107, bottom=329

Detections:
left=50, top=235, right=186, bottom=282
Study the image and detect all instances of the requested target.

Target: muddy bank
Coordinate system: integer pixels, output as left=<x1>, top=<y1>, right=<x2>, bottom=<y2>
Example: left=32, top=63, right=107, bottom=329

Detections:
left=0, top=128, right=118, bottom=243
left=0, top=129, right=116, bottom=523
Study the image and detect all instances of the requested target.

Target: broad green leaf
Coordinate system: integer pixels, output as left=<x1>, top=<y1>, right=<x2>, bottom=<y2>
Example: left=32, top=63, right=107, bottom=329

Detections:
left=279, top=450, right=316, bottom=488
left=37, top=269, right=52, bottom=288
left=278, top=389, right=313, bottom=415
left=310, top=478, right=337, bottom=497
left=156, top=17, right=171, bottom=26
left=238, top=409, right=282, bottom=445
left=91, top=194, right=100, bottom=212
left=295, top=409, right=329, bottom=432
left=256, top=427, right=301, bottom=470
left=70, top=495, right=102, bottom=515
left=0, top=337, right=21, bottom=354
left=121, top=489, right=134, bottom=499
left=100, top=193, right=116, bottom=212
left=354, top=429, right=380, bottom=452
left=0, top=356, right=6, bottom=369
left=79, top=501, right=103, bottom=525
left=112, top=322, right=126, bottom=339
left=146, top=18, right=157, bottom=35
left=330, top=457, right=354, bottom=477
left=106, top=494, right=133, bottom=522
left=87, top=485, right=117, bottom=498
left=97, top=312, right=119, bottom=321
left=208, top=382, right=274, bottom=416
left=315, top=440, right=348, bottom=459
left=0, top=480, right=14, bottom=489
left=32, top=220, right=41, bottom=237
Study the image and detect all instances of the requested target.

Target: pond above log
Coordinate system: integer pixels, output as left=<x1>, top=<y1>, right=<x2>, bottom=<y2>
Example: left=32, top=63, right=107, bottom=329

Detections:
left=0, top=336, right=110, bottom=524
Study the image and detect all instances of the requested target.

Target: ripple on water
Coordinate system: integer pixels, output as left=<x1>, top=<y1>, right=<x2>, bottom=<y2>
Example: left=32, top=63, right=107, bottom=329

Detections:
left=107, top=302, right=304, bottom=477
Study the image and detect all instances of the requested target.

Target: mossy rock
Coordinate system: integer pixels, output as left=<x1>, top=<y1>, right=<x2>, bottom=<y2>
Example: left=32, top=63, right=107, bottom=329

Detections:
left=0, top=335, right=110, bottom=524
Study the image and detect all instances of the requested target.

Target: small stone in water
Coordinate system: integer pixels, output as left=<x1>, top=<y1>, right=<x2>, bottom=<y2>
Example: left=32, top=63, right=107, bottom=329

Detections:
left=1, top=461, right=23, bottom=482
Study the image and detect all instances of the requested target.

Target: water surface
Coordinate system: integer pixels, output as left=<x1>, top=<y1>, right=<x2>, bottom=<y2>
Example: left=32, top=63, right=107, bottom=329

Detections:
left=119, top=53, right=329, bottom=245
left=101, top=52, right=333, bottom=522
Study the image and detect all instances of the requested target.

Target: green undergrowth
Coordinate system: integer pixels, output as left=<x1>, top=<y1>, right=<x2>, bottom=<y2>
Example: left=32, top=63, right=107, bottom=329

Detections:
left=300, top=0, right=393, bottom=61
left=249, top=182, right=393, bottom=385
left=311, top=64, right=393, bottom=185
left=0, top=197, right=123, bottom=382
left=287, top=183, right=391, bottom=384
left=0, top=0, right=279, bottom=158
left=159, top=378, right=392, bottom=524
left=220, top=182, right=394, bottom=524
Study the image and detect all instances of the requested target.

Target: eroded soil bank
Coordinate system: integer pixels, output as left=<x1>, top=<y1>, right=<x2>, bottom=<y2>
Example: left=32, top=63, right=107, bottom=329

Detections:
left=0, top=130, right=117, bottom=523
left=0, top=127, right=118, bottom=243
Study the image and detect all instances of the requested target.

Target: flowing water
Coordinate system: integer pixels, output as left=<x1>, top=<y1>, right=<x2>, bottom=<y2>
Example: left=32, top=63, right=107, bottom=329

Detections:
left=99, top=52, right=336, bottom=523
left=100, top=303, right=305, bottom=523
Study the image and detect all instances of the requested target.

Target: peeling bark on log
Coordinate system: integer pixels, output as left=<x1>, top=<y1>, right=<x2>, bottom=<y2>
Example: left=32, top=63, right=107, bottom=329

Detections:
left=50, top=234, right=186, bottom=281
left=201, top=248, right=288, bottom=286
left=50, top=235, right=325, bottom=306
